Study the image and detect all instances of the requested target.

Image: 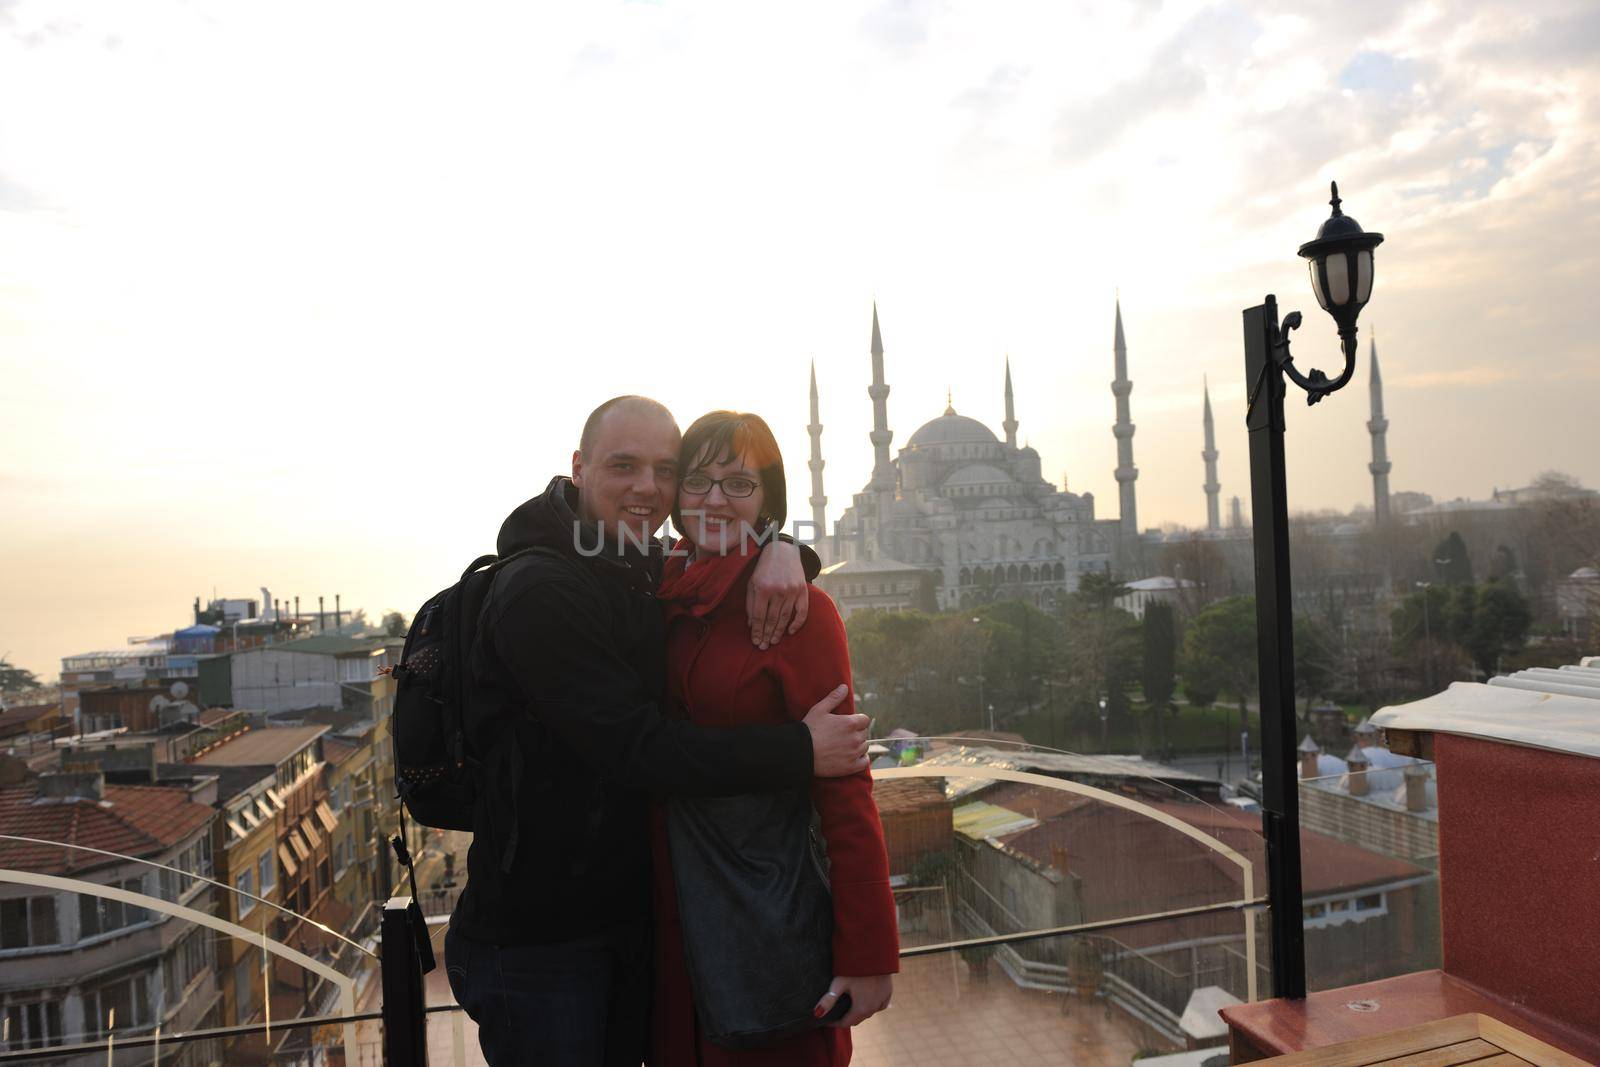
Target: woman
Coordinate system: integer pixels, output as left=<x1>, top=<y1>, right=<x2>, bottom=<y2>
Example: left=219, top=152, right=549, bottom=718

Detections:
left=649, top=410, right=898, bottom=1067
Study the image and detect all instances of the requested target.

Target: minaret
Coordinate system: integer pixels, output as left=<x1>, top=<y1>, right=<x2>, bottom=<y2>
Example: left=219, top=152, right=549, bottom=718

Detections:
left=1367, top=336, right=1392, bottom=525
left=1111, top=298, right=1139, bottom=536
left=867, top=303, right=894, bottom=489
left=807, top=360, right=827, bottom=539
left=1230, top=495, right=1245, bottom=529
left=1002, top=357, right=1018, bottom=448
left=1201, top=377, right=1221, bottom=531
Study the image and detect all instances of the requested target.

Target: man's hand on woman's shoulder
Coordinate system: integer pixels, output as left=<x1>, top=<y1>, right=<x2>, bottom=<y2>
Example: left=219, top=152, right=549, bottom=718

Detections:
left=748, top=539, right=809, bottom=649
left=803, top=685, right=869, bottom=777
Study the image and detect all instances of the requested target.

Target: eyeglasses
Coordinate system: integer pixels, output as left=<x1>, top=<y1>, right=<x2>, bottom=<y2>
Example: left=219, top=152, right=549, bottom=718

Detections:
left=680, top=473, right=760, bottom=498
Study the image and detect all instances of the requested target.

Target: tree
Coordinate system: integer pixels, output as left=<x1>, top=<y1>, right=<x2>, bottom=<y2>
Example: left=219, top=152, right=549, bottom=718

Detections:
left=1293, top=615, right=1339, bottom=716
left=1158, top=536, right=1230, bottom=619
left=381, top=611, right=410, bottom=637
left=1181, top=596, right=1259, bottom=732
left=1465, top=581, right=1531, bottom=676
left=0, top=660, right=42, bottom=694
left=1433, top=531, right=1475, bottom=587
left=1061, top=576, right=1141, bottom=741
left=1141, top=602, right=1177, bottom=752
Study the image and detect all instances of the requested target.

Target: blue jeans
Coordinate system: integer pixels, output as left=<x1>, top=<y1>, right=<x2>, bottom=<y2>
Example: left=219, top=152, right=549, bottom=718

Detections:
left=445, top=923, right=650, bottom=1067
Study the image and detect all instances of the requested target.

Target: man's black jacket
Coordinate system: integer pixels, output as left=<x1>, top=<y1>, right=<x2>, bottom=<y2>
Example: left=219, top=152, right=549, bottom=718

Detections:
left=451, top=476, right=817, bottom=945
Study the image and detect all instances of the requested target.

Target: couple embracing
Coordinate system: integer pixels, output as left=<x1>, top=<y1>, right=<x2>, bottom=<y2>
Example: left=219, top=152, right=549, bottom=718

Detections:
left=443, top=396, right=898, bottom=1066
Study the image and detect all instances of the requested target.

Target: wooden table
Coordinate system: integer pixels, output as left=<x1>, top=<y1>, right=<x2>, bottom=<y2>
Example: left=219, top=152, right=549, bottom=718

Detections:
left=1252, top=1014, right=1593, bottom=1067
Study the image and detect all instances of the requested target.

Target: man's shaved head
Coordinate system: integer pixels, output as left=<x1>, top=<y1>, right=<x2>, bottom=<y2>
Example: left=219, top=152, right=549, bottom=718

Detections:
left=579, top=395, right=678, bottom=458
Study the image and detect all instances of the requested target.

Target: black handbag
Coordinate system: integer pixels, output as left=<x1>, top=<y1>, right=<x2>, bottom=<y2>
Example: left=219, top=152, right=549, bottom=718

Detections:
left=665, top=786, right=835, bottom=1048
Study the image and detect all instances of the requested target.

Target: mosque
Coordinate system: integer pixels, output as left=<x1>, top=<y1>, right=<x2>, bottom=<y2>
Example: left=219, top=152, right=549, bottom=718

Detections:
left=810, top=301, right=1396, bottom=620
left=811, top=301, right=1145, bottom=616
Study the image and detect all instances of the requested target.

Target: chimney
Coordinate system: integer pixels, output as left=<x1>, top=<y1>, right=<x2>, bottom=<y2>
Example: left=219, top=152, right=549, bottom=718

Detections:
left=1403, top=761, right=1431, bottom=812
left=1051, top=844, right=1070, bottom=875
left=318, top=596, right=326, bottom=632
left=294, top=595, right=300, bottom=622
left=1298, top=735, right=1321, bottom=781
left=1345, top=743, right=1370, bottom=797
left=39, top=769, right=105, bottom=801
left=335, top=594, right=342, bottom=630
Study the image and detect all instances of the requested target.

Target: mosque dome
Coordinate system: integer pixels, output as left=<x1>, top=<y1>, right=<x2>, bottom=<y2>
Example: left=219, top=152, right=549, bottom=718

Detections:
left=907, top=406, right=1000, bottom=448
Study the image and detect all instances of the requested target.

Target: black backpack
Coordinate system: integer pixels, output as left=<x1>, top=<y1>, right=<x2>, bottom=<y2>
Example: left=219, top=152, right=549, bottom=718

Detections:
left=389, top=547, right=558, bottom=831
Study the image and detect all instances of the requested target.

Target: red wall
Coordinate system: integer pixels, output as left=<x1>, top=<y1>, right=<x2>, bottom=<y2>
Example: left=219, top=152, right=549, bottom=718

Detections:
left=1435, top=733, right=1600, bottom=1030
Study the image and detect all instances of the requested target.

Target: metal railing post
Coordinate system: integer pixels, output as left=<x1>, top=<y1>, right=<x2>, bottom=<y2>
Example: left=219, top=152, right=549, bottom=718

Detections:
left=380, top=896, right=431, bottom=1067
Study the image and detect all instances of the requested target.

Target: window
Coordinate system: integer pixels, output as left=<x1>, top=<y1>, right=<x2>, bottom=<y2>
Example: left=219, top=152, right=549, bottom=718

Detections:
left=1, top=999, right=63, bottom=1051
left=87, top=973, right=151, bottom=1036
left=0, top=896, right=59, bottom=950
left=164, top=928, right=213, bottom=1004
left=257, top=852, right=276, bottom=895
left=1356, top=893, right=1383, bottom=911
left=234, top=955, right=259, bottom=1024
left=235, top=869, right=255, bottom=915
left=78, top=880, right=149, bottom=939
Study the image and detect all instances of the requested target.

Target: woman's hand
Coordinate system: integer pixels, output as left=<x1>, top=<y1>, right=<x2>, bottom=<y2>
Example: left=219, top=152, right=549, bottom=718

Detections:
left=814, top=974, right=893, bottom=1027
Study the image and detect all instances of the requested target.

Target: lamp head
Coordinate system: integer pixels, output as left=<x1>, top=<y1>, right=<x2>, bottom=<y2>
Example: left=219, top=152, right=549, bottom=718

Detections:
left=1298, top=181, right=1384, bottom=339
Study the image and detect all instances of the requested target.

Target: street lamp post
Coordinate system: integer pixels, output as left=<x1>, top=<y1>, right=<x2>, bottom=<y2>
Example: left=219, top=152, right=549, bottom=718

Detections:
left=1242, top=181, right=1383, bottom=1001
left=1098, top=695, right=1109, bottom=753
left=971, top=617, right=986, bottom=731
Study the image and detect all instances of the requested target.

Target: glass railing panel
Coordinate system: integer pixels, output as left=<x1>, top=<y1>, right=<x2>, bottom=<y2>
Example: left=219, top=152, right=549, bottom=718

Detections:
left=1298, top=756, right=1441, bottom=993
left=844, top=741, right=1271, bottom=1062
left=853, top=911, right=1265, bottom=1063
left=0, top=832, right=379, bottom=1063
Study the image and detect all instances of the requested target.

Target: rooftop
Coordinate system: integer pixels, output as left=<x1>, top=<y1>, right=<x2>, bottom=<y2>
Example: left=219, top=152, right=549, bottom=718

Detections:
left=191, top=724, right=328, bottom=767
left=0, top=782, right=215, bottom=875
left=243, top=634, right=388, bottom=657
left=1373, top=662, right=1600, bottom=760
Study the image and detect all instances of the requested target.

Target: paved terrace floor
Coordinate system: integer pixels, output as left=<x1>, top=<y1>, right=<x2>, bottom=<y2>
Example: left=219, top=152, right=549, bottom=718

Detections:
left=368, top=936, right=1150, bottom=1066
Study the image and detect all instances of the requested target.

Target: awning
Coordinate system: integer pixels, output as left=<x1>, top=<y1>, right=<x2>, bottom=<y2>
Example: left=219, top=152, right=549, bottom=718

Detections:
left=300, top=819, right=322, bottom=851
left=256, top=797, right=277, bottom=823
left=315, top=802, right=339, bottom=836
left=289, top=830, right=311, bottom=862
left=278, top=844, right=299, bottom=878
left=266, top=787, right=287, bottom=811
left=226, top=817, right=249, bottom=840
left=239, top=806, right=260, bottom=829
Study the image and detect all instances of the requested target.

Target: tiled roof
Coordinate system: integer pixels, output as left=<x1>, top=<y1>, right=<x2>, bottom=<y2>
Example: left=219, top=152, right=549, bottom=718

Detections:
left=0, top=784, right=215, bottom=876
left=0, top=703, right=59, bottom=728
left=873, top=777, right=949, bottom=816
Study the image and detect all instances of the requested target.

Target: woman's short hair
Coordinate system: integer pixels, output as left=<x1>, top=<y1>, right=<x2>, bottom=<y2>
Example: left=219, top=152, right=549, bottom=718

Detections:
left=673, top=410, right=787, bottom=535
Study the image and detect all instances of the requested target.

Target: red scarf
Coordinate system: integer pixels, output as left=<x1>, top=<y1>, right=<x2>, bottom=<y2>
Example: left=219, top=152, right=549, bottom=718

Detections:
left=658, top=536, right=763, bottom=621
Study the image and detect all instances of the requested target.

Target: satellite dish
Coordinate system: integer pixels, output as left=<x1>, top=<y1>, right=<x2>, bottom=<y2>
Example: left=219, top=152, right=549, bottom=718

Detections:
left=170, top=681, right=190, bottom=700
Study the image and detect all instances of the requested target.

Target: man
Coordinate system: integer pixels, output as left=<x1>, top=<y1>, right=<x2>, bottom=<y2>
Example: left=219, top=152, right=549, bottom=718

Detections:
left=446, top=396, right=869, bottom=1066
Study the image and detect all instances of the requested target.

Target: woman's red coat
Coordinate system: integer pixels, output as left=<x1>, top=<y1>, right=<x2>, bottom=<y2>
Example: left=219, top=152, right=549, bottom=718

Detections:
left=648, top=546, right=899, bottom=1067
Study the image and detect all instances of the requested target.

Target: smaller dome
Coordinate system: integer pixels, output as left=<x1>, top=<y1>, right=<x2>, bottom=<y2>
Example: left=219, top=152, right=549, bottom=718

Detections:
left=942, top=464, right=1013, bottom=487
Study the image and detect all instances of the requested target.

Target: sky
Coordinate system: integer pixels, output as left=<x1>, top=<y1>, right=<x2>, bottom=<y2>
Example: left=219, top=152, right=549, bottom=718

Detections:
left=3, top=0, right=1598, bottom=678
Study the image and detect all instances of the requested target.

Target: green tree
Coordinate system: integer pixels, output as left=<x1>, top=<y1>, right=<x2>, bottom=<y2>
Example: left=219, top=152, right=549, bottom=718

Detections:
left=1061, top=576, right=1141, bottom=744
left=381, top=611, right=409, bottom=637
left=1182, top=596, right=1258, bottom=731
left=1433, top=531, right=1475, bottom=586
left=0, top=660, right=42, bottom=694
left=1141, top=602, right=1177, bottom=753
left=1464, top=581, right=1531, bottom=676
left=971, top=600, right=1064, bottom=720
left=1293, top=615, right=1339, bottom=716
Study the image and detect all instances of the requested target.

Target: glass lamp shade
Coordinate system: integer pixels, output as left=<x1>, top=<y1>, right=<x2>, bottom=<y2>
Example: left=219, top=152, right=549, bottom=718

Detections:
left=1298, top=182, right=1383, bottom=335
